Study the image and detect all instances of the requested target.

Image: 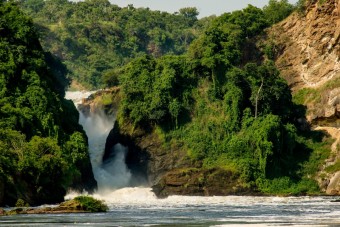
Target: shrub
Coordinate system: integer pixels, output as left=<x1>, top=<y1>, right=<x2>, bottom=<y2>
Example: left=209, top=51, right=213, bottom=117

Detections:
left=15, top=199, right=29, bottom=207
left=74, top=196, right=108, bottom=212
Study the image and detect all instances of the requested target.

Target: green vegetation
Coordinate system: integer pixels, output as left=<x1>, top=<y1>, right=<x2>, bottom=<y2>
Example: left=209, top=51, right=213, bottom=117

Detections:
left=19, top=0, right=301, bottom=89
left=294, top=77, right=340, bottom=106
left=113, top=4, right=330, bottom=195
left=325, top=161, right=340, bottom=174
left=15, top=199, right=29, bottom=207
left=292, top=76, right=340, bottom=119
left=0, top=1, right=94, bottom=206
left=263, top=0, right=294, bottom=24
left=73, top=196, right=108, bottom=212
left=0, top=0, right=331, bottom=200
left=19, top=0, right=204, bottom=88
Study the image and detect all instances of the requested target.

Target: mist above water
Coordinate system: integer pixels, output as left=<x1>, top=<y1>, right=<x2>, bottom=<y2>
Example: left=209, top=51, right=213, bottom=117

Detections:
left=97, top=144, right=132, bottom=191
left=66, top=91, right=132, bottom=194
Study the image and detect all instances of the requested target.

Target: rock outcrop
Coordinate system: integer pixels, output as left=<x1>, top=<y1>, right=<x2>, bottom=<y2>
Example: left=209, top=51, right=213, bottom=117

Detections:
left=267, top=0, right=340, bottom=122
left=77, top=0, right=340, bottom=196
left=0, top=197, right=108, bottom=216
left=152, top=168, right=253, bottom=198
left=105, top=120, right=191, bottom=186
left=267, top=0, right=340, bottom=194
left=269, top=0, right=340, bottom=91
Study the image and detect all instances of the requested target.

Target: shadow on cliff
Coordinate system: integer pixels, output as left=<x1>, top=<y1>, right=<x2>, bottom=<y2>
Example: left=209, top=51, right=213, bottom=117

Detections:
left=267, top=102, right=329, bottom=182
left=103, top=121, right=150, bottom=187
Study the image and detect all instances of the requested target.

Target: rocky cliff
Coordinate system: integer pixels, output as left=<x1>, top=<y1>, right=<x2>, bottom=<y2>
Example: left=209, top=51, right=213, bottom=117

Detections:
left=79, top=90, right=247, bottom=195
left=268, top=0, right=340, bottom=194
left=77, top=0, right=340, bottom=196
left=77, top=89, right=186, bottom=185
left=269, top=0, right=339, bottom=92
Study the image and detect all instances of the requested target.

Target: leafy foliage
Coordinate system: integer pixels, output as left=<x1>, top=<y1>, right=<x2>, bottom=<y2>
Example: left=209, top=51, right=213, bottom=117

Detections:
left=15, top=198, right=29, bottom=207
left=119, top=54, right=192, bottom=126
left=19, top=0, right=201, bottom=88
left=263, top=0, right=294, bottom=24
left=117, top=4, right=329, bottom=195
left=74, top=196, right=108, bottom=212
left=4, top=0, right=328, bottom=198
left=0, top=1, right=93, bottom=206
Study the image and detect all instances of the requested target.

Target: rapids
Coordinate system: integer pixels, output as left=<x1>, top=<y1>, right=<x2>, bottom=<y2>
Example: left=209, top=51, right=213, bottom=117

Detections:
left=2, top=192, right=340, bottom=226
left=28, top=91, right=337, bottom=227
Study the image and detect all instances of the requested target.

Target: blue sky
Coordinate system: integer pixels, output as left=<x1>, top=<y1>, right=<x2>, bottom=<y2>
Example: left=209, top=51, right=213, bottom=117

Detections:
left=108, top=0, right=299, bottom=18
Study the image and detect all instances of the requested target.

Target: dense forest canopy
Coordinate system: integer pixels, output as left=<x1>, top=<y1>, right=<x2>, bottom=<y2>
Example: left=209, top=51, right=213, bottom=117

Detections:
left=0, top=0, right=332, bottom=206
left=19, top=0, right=206, bottom=88
left=0, top=1, right=95, bottom=206
left=19, top=0, right=297, bottom=89
left=114, top=1, right=329, bottom=194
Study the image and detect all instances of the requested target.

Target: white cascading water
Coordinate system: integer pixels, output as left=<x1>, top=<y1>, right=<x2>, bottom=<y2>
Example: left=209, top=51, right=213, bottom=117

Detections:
left=65, top=91, right=132, bottom=195
left=3, top=92, right=337, bottom=227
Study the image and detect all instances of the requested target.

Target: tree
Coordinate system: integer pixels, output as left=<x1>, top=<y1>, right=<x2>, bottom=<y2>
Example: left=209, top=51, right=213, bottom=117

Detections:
left=263, top=0, right=294, bottom=25
left=245, top=62, right=292, bottom=120
left=179, top=7, right=199, bottom=25
left=20, top=0, right=201, bottom=89
left=20, top=0, right=45, bottom=13
left=0, top=2, right=95, bottom=206
left=227, top=5, right=268, bottom=38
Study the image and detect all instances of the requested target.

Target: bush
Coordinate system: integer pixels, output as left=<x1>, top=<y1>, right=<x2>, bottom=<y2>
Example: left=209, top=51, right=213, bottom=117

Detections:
left=15, top=199, right=29, bottom=207
left=74, top=196, right=108, bottom=212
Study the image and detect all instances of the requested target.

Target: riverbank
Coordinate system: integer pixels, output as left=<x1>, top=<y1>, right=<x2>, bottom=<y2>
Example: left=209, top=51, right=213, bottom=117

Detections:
left=0, top=196, right=108, bottom=216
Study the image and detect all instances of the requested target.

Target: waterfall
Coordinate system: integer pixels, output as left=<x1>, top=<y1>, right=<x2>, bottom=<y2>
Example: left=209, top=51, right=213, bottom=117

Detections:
left=65, top=91, right=132, bottom=194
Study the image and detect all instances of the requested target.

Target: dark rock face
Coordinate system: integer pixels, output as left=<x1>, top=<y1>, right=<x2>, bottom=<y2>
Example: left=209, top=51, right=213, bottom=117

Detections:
left=103, top=121, right=149, bottom=186
left=71, top=162, right=97, bottom=195
left=152, top=168, right=253, bottom=198
left=103, top=120, right=192, bottom=186
left=84, top=90, right=251, bottom=196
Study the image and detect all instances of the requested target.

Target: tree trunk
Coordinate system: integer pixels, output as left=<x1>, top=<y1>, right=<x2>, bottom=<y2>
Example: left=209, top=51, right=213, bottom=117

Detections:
left=255, top=78, right=264, bottom=118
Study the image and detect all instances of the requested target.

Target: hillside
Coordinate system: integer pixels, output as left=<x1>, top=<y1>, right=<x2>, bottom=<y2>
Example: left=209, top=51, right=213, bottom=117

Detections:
left=20, top=0, right=205, bottom=88
left=94, top=2, right=333, bottom=197
left=0, top=2, right=96, bottom=206
left=8, top=0, right=339, bottom=199
left=267, top=0, right=340, bottom=194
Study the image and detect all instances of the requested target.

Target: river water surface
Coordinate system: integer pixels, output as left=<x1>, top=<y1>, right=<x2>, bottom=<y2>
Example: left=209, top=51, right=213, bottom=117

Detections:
left=1, top=187, right=340, bottom=226
left=2, top=92, right=337, bottom=226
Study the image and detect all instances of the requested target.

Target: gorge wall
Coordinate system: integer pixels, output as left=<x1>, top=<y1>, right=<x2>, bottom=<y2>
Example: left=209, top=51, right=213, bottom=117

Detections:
left=78, top=90, right=249, bottom=197
left=268, top=0, right=340, bottom=123
left=79, top=90, right=190, bottom=186
left=75, top=0, right=340, bottom=196
left=268, top=0, right=340, bottom=194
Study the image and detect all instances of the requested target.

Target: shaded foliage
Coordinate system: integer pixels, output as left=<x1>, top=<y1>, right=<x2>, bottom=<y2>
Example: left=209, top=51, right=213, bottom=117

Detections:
left=0, top=1, right=94, bottom=206
left=117, top=4, right=328, bottom=195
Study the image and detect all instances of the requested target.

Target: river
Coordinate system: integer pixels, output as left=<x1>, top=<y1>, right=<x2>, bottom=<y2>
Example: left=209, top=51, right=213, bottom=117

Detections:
left=0, top=189, right=340, bottom=226
left=2, top=91, right=339, bottom=226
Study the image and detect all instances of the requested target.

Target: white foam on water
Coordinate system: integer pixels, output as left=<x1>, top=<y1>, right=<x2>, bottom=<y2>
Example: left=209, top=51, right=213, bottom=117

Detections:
left=65, top=91, right=96, bottom=105
left=63, top=91, right=340, bottom=227
left=95, top=144, right=132, bottom=192
left=66, top=91, right=132, bottom=193
left=212, top=225, right=328, bottom=227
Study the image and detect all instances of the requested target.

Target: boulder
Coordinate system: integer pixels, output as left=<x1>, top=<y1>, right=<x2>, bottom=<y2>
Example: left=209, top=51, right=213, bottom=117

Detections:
left=152, top=168, right=254, bottom=198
